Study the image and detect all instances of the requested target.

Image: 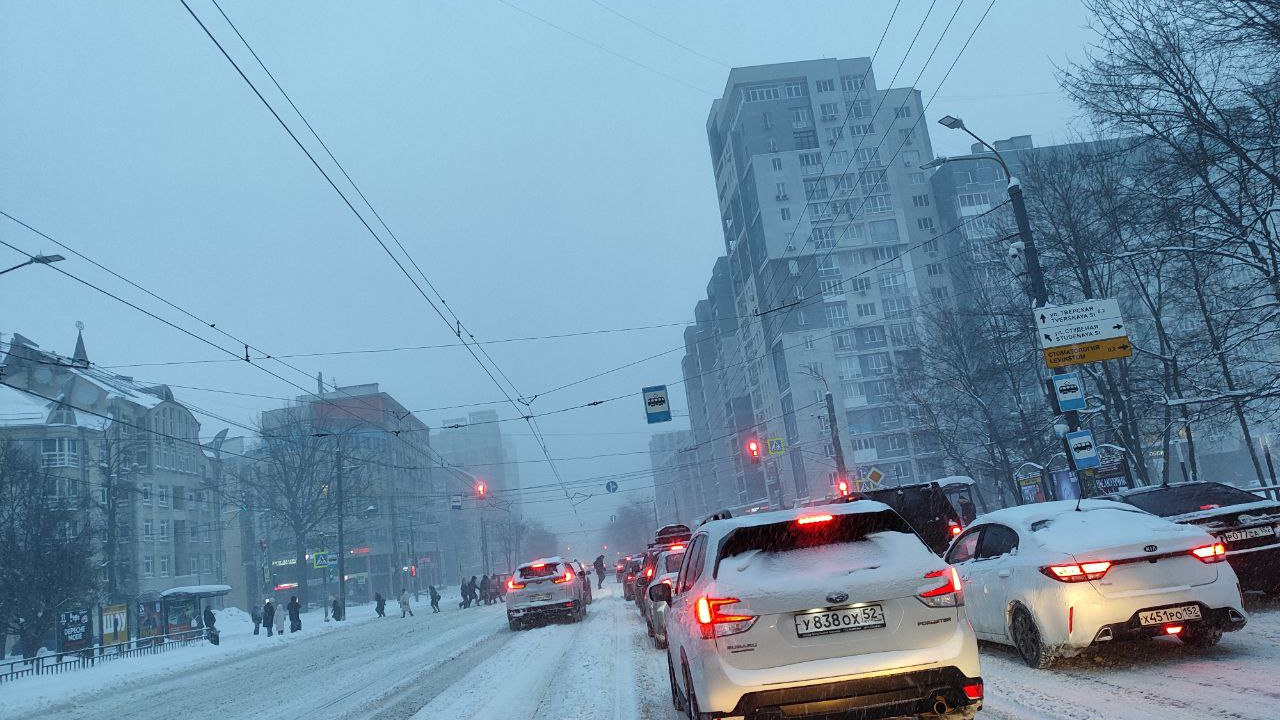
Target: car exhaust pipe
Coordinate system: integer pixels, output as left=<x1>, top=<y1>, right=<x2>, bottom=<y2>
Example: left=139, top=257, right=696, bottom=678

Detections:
left=933, top=696, right=952, bottom=715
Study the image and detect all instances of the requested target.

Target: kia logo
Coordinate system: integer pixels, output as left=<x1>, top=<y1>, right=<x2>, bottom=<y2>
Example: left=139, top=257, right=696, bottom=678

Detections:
left=826, top=591, right=848, bottom=604
left=1144, top=545, right=1157, bottom=552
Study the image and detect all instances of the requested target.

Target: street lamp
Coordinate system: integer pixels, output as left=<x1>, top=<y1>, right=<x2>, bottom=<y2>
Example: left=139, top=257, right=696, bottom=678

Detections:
left=926, top=115, right=1047, bottom=307
left=0, top=253, right=65, bottom=276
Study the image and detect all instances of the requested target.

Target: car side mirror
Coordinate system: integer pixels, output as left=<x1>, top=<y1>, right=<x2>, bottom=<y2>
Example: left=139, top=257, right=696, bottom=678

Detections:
left=648, top=583, right=672, bottom=605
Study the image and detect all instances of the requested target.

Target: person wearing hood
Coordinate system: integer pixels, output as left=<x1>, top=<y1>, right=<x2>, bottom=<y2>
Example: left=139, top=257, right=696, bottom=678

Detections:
left=287, top=596, right=302, bottom=632
left=262, top=599, right=276, bottom=637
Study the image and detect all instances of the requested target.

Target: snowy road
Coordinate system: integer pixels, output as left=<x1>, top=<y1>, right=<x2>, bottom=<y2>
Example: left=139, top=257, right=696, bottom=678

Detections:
left=5, top=588, right=1277, bottom=719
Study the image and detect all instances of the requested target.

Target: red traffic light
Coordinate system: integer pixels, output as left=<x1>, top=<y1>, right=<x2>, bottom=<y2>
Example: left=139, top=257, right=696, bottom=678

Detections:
left=746, top=439, right=761, bottom=459
left=409, top=565, right=417, bottom=577
left=475, top=482, right=486, bottom=498
left=837, top=479, right=851, bottom=496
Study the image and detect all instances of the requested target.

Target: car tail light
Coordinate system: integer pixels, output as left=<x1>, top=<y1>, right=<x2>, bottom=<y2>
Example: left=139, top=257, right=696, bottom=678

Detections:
left=1191, top=543, right=1227, bottom=563
left=625, top=574, right=634, bottom=582
left=507, top=578, right=525, bottom=591
left=948, top=521, right=963, bottom=537
left=917, top=567, right=964, bottom=607
left=552, top=569, right=574, bottom=584
left=645, top=567, right=654, bottom=579
left=796, top=513, right=834, bottom=525
left=1165, top=625, right=1183, bottom=635
left=962, top=682, right=983, bottom=700
left=1040, top=561, right=1112, bottom=582
left=694, top=596, right=755, bottom=639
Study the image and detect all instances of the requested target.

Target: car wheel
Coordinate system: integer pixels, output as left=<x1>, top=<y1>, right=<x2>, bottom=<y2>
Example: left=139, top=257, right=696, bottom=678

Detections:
left=508, top=617, right=521, bottom=632
left=654, top=633, right=667, bottom=650
left=1010, top=607, right=1054, bottom=669
left=1180, top=624, right=1223, bottom=647
left=683, top=664, right=708, bottom=720
left=667, top=656, right=686, bottom=712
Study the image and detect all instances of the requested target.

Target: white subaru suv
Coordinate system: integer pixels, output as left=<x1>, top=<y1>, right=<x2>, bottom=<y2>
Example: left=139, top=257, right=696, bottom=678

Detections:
left=505, top=556, right=585, bottom=630
left=652, top=501, right=982, bottom=720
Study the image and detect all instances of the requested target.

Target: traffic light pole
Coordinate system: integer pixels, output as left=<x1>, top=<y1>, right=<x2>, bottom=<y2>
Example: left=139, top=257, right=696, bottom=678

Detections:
left=825, top=392, right=848, bottom=489
left=335, top=446, right=346, bottom=620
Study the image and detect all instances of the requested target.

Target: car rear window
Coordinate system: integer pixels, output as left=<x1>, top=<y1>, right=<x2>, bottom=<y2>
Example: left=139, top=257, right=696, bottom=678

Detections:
left=714, top=509, right=913, bottom=573
left=626, top=558, right=642, bottom=571
left=663, top=552, right=685, bottom=573
left=518, top=562, right=560, bottom=579
left=1119, top=483, right=1263, bottom=516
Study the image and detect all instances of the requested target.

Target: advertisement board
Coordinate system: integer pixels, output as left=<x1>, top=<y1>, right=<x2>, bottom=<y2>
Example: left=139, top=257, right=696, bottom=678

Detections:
left=137, top=600, right=163, bottom=643
left=59, top=608, right=92, bottom=654
left=102, top=603, right=129, bottom=646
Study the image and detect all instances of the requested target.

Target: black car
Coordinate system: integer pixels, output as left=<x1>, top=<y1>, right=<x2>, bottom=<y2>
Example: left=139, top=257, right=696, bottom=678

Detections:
left=1101, top=481, right=1280, bottom=594
left=855, top=481, right=969, bottom=555
left=622, top=557, right=642, bottom=601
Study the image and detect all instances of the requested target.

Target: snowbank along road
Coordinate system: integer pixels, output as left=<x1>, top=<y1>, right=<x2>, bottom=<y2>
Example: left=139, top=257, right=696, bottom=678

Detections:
left=5, top=589, right=1277, bottom=720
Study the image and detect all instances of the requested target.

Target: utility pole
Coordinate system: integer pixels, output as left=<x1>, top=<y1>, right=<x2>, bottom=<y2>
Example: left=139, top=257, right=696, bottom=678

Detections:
left=409, top=525, right=418, bottom=601
left=825, top=391, right=849, bottom=487
left=335, top=445, right=346, bottom=621
left=478, top=511, right=491, bottom=576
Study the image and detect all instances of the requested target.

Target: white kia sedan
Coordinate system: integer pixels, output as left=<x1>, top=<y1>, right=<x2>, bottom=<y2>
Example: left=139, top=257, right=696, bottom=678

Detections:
left=945, top=499, right=1247, bottom=667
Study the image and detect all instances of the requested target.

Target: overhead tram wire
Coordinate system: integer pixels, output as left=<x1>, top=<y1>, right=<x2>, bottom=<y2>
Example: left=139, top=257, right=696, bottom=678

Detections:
left=186, top=1, right=585, bottom=524
left=584, top=0, right=729, bottom=68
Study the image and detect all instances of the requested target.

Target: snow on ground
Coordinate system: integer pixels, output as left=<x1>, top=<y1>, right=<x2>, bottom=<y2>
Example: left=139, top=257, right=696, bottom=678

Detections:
left=5, top=582, right=1278, bottom=720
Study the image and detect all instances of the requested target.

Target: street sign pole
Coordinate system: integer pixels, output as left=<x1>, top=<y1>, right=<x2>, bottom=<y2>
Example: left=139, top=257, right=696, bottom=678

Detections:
left=824, top=392, right=848, bottom=491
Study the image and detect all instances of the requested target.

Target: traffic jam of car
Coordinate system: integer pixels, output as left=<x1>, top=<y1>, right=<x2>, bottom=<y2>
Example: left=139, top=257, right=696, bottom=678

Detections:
left=604, top=477, right=1277, bottom=720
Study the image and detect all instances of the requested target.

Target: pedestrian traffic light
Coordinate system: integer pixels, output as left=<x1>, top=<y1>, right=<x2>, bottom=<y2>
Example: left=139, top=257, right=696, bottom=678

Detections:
left=745, top=438, right=762, bottom=462
left=475, top=481, right=486, bottom=498
left=409, top=565, right=417, bottom=577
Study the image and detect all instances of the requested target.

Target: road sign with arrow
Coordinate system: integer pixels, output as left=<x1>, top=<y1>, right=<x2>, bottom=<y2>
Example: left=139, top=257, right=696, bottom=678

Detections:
left=1034, top=299, right=1133, bottom=367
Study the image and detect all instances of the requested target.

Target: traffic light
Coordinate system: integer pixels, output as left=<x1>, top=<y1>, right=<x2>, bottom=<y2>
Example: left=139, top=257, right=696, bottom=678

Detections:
left=745, top=438, right=762, bottom=462
left=837, top=478, right=851, bottom=497
left=475, top=481, right=486, bottom=499
left=409, top=565, right=417, bottom=577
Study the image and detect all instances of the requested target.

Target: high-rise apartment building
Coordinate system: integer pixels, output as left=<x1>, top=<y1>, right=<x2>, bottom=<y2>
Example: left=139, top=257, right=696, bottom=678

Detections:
left=670, top=58, right=954, bottom=520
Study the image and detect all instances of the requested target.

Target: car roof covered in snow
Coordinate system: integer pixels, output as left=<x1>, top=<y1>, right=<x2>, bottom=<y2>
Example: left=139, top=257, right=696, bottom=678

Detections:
left=973, top=499, right=1141, bottom=527
left=700, top=499, right=897, bottom=536
left=159, top=584, right=232, bottom=598
left=972, top=500, right=1208, bottom=555
left=934, top=475, right=976, bottom=488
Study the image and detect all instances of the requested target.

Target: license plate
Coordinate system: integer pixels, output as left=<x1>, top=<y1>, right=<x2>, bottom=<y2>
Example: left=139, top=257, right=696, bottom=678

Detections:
left=529, top=593, right=552, bottom=602
left=1138, top=605, right=1202, bottom=626
left=1222, top=526, right=1275, bottom=543
left=794, top=604, right=885, bottom=637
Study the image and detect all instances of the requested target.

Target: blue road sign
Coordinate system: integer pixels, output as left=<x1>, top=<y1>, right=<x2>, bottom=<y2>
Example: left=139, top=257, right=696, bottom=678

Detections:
left=1051, top=371, right=1087, bottom=413
left=643, top=385, right=672, bottom=424
left=450, top=494, right=463, bottom=510
left=605, top=480, right=619, bottom=493
left=1066, top=429, right=1100, bottom=470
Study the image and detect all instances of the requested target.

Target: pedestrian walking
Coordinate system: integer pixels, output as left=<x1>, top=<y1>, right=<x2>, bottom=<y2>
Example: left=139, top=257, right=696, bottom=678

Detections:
left=250, top=605, right=262, bottom=635
left=203, top=606, right=220, bottom=645
left=262, top=599, right=276, bottom=637
left=274, top=602, right=285, bottom=635
left=479, top=575, right=491, bottom=606
left=287, top=595, right=302, bottom=633
left=375, top=592, right=387, bottom=617
left=468, top=576, right=479, bottom=608
left=428, top=585, right=441, bottom=613
left=331, top=596, right=343, bottom=622
left=399, top=589, right=414, bottom=617
left=593, top=555, right=606, bottom=590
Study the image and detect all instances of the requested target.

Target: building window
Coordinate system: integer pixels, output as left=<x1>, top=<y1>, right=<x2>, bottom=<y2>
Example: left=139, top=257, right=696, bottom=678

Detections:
left=785, top=81, right=807, bottom=98
left=794, top=130, right=819, bottom=150
left=775, top=181, right=788, bottom=199
left=912, top=194, right=931, bottom=207
left=866, top=195, right=893, bottom=213
left=762, top=111, right=773, bottom=129
left=771, top=157, right=783, bottom=171
left=819, top=101, right=839, bottom=119
left=858, top=170, right=888, bottom=194
left=867, top=246, right=896, bottom=262
left=848, top=276, right=871, bottom=293
left=848, top=99, right=872, bottom=118
left=909, top=172, right=925, bottom=185
left=158, top=486, right=169, bottom=507
left=894, top=106, right=913, bottom=119
left=159, top=555, right=170, bottom=578
left=788, top=259, right=801, bottom=276
left=854, top=437, right=875, bottom=451
left=159, top=520, right=169, bottom=540
left=799, top=151, right=823, bottom=174
left=808, top=202, right=833, bottom=220
left=797, top=310, right=807, bottom=326
left=804, top=335, right=815, bottom=350
left=40, top=437, right=79, bottom=468
left=958, top=192, right=992, bottom=208
left=931, top=286, right=951, bottom=301
left=768, top=138, right=778, bottom=152
left=856, top=302, right=877, bottom=317
left=141, top=483, right=153, bottom=505
left=825, top=127, right=844, bottom=144
left=898, top=129, right=915, bottom=145
left=927, top=263, right=944, bottom=276
left=849, top=122, right=875, bottom=136
left=918, top=217, right=936, bottom=232
left=144, top=555, right=154, bottom=578
left=780, top=207, right=791, bottom=221
left=804, top=178, right=828, bottom=201
left=879, top=273, right=905, bottom=294
left=48, top=406, right=76, bottom=425
left=745, top=85, right=781, bottom=102
left=832, top=174, right=854, bottom=193
left=889, top=323, right=917, bottom=344
left=829, top=150, right=849, bottom=166
left=812, top=226, right=837, bottom=248
left=841, top=75, right=866, bottom=91
left=825, top=305, right=849, bottom=327
left=817, top=256, right=841, bottom=277
left=816, top=79, right=836, bottom=93
left=883, top=297, right=912, bottom=317
left=888, top=434, right=909, bottom=451
left=863, top=326, right=888, bottom=345
left=144, top=520, right=153, bottom=540
left=922, top=239, right=939, bottom=253
left=867, top=353, right=892, bottom=374
left=864, top=379, right=891, bottom=397
left=820, top=279, right=844, bottom=298
left=791, top=107, right=812, bottom=127
left=854, top=148, right=881, bottom=165
left=834, top=332, right=853, bottom=351
left=902, top=150, right=921, bottom=167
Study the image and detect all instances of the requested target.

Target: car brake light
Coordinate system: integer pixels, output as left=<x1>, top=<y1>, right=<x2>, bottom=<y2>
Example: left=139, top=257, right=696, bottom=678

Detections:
left=1041, top=561, right=1112, bottom=582
left=1191, top=543, right=1227, bottom=563
left=645, top=567, right=654, bottom=579
left=1165, top=625, right=1183, bottom=635
left=694, top=596, right=755, bottom=639
left=917, top=567, right=963, bottom=607
left=949, top=521, right=963, bottom=537
left=796, top=513, right=834, bottom=525
left=530, top=562, right=545, bottom=569
left=552, top=569, right=574, bottom=584
left=507, top=578, right=525, bottom=590
left=669, top=543, right=686, bottom=551
left=962, top=682, right=983, bottom=700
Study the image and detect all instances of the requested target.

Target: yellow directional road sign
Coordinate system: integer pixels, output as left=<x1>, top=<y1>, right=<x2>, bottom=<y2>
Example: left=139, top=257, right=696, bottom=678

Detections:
left=1043, top=337, right=1133, bottom=368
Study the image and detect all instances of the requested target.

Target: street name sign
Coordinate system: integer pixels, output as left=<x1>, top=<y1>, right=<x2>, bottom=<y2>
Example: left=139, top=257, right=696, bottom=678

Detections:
left=643, top=385, right=672, bottom=424
left=1043, top=337, right=1133, bottom=368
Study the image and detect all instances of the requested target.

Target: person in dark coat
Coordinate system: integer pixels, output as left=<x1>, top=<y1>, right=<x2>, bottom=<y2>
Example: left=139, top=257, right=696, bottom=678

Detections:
left=250, top=605, right=262, bottom=635
left=428, top=585, right=441, bottom=613
left=479, top=575, right=491, bottom=605
left=374, top=592, right=387, bottom=617
left=593, top=555, right=606, bottom=589
left=287, top=596, right=302, bottom=632
left=331, top=596, right=343, bottom=622
left=468, top=576, right=480, bottom=607
left=262, top=599, right=276, bottom=636
left=203, top=606, right=219, bottom=645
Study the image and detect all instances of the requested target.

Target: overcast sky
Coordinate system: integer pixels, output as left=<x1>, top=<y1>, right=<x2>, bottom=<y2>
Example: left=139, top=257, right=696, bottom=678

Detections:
left=1, top=0, right=1096, bottom=549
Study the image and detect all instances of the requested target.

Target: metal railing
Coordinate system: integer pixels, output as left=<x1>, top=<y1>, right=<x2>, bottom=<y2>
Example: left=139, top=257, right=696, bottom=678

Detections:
left=0, top=629, right=206, bottom=685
